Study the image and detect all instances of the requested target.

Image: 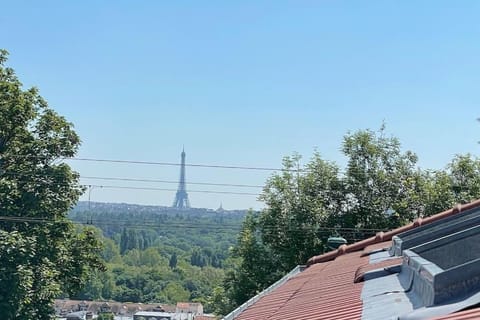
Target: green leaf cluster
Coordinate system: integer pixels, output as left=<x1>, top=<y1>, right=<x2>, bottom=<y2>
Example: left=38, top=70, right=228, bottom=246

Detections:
left=0, top=50, right=104, bottom=319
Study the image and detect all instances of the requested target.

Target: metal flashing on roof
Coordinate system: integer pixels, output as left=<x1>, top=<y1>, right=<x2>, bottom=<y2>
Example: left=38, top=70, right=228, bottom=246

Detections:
left=369, top=248, right=393, bottom=264
left=402, top=224, right=480, bottom=307
left=361, top=271, right=419, bottom=320
left=390, top=205, right=480, bottom=256
left=361, top=223, right=480, bottom=319
left=361, top=264, right=401, bottom=282
left=362, top=207, right=480, bottom=319
left=399, top=288, right=480, bottom=320
left=354, top=254, right=402, bottom=283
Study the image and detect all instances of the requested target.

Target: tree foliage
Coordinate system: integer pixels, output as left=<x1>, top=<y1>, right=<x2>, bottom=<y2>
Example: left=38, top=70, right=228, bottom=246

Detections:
left=97, top=313, right=114, bottom=320
left=341, top=127, right=422, bottom=229
left=69, top=206, right=244, bottom=312
left=169, top=252, right=178, bottom=269
left=0, top=50, right=103, bottom=319
left=259, top=153, right=342, bottom=272
left=222, top=212, right=283, bottom=307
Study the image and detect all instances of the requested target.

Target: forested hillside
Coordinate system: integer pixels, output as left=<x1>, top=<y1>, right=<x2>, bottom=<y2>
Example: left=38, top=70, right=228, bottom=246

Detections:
left=68, top=202, right=247, bottom=312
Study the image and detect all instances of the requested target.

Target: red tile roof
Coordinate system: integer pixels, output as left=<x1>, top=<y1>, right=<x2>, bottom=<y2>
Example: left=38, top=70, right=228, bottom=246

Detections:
left=178, top=302, right=202, bottom=308
left=307, top=201, right=480, bottom=266
left=236, top=250, right=369, bottom=320
left=231, top=199, right=480, bottom=320
left=353, top=256, right=402, bottom=283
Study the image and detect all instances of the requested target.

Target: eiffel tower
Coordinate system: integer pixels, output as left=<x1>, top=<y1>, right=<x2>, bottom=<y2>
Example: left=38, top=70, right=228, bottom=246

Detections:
left=172, top=147, right=190, bottom=209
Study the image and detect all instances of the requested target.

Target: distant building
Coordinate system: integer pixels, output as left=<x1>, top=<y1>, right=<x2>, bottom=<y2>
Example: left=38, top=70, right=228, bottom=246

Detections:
left=65, top=311, right=86, bottom=320
left=194, top=316, right=217, bottom=320
left=99, top=302, right=111, bottom=313
left=55, top=300, right=176, bottom=317
left=133, top=311, right=172, bottom=320
left=78, top=301, right=88, bottom=311
left=176, top=303, right=203, bottom=320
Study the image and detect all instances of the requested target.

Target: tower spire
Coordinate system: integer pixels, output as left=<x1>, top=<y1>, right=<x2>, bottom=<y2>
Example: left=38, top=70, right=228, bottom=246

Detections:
left=172, top=148, right=190, bottom=209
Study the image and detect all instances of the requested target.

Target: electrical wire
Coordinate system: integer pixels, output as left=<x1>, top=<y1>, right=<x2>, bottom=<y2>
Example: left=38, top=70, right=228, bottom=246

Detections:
left=1, top=172, right=263, bottom=189
left=3, top=155, right=426, bottom=178
left=68, top=157, right=299, bottom=172
left=0, top=174, right=262, bottom=196
left=0, top=215, right=385, bottom=233
left=80, top=176, right=263, bottom=188
left=83, top=184, right=260, bottom=196
left=3, top=155, right=307, bottom=172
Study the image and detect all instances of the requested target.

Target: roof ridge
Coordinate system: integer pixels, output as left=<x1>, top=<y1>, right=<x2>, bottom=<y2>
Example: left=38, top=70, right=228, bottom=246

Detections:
left=306, top=199, right=480, bottom=267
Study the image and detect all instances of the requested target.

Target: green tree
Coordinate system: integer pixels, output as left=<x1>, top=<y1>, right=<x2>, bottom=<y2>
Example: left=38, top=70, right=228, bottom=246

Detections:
left=223, top=212, right=283, bottom=309
left=208, top=286, right=235, bottom=317
left=169, top=252, right=178, bottom=269
left=120, top=227, right=128, bottom=254
left=71, top=270, right=104, bottom=300
left=100, top=270, right=116, bottom=300
left=103, top=237, right=121, bottom=263
left=123, top=249, right=142, bottom=266
left=259, top=153, right=342, bottom=271
left=341, top=127, right=421, bottom=229
left=191, top=247, right=208, bottom=267
left=0, top=50, right=103, bottom=319
left=421, top=154, right=480, bottom=216
left=157, top=282, right=190, bottom=303
left=449, top=154, right=480, bottom=203
left=140, top=247, right=165, bottom=267
left=421, top=170, right=456, bottom=216
left=97, top=313, right=114, bottom=320
left=222, top=127, right=429, bottom=312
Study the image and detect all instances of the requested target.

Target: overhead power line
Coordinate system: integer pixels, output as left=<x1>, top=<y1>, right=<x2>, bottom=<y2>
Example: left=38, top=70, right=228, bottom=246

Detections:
left=0, top=215, right=385, bottom=233
left=85, top=184, right=260, bottom=196
left=0, top=216, right=378, bottom=243
left=3, top=155, right=291, bottom=171
left=80, top=176, right=264, bottom=188
left=0, top=173, right=262, bottom=196
left=1, top=172, right=265, bottom=189
left=67, top=157, right=297, bottom=172
left=4, top=155, right=419, bottom=176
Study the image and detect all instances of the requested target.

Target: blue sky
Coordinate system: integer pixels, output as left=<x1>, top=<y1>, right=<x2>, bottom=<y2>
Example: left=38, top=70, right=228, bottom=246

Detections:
left=2, top=1, right=480, bottom=209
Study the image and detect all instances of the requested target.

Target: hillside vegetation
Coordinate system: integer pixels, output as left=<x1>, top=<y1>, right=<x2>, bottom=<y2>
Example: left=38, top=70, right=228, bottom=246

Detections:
left=68, top=203, right=247, bottom=312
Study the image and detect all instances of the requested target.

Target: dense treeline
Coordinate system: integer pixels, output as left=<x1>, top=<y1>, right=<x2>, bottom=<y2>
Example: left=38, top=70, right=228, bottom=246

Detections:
left=214, top=127, right=480, bottom=316
left=68, top=206, right=246, bottom=312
